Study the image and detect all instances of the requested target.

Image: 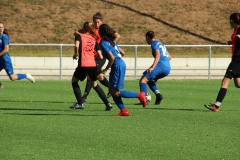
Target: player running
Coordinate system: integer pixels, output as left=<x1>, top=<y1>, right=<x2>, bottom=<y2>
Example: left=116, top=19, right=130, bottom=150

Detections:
left=99, top=24, right=146, bottom=116
left=204, top=13, right=240, bottom=112
left=139, top=31, right=171, bottom=105
left=0, top=22, right=35, bottom=86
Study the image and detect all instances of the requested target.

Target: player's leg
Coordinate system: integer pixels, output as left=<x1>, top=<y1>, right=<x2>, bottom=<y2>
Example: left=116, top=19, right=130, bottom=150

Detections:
left=89, top=67, right=113, bottom=111
left=5, top=62, right=35, bottom=82
left=92, top=80, right=113, bottom=111
left=96, top=58, right=111, bottom=98
left=70, top=67, right=85, bottom=109
left=205, top=77, right=230, bottom=112
left=82, top=77, right=92, bottom=103
left=234, top=77, right=240, bottom=88
left=147, top=80, right=163, bottom=105
left=97, top=73, right=111, bottom=98
left=111, top=88, right=129, bottom=116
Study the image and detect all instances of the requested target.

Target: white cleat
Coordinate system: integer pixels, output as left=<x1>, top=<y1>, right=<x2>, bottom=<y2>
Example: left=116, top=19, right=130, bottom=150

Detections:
left=26, top=73, right=35, bottom=83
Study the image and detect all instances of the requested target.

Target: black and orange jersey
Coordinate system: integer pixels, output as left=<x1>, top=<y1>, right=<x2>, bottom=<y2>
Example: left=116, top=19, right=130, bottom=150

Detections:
left=75, top=34, right=100, bottom=67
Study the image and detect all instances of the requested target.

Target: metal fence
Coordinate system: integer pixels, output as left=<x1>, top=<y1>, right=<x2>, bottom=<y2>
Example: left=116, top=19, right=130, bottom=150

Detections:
left=10, top=44, right=231, bottom=80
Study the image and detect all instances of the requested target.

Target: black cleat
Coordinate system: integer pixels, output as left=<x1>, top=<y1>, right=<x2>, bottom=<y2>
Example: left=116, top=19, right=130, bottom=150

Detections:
left=155, top=93, right=163, bottom=105
left=105, top=103, right=113, bottom=111
left=69, top=103, right=84, bottom=109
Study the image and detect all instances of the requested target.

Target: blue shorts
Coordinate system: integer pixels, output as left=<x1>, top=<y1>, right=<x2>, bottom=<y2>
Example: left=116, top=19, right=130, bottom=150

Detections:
left=0, top=58, right=14, bottom=76
left=143, top=64, right=170, bottom=82
left=109, top=61, right=126, bottom=90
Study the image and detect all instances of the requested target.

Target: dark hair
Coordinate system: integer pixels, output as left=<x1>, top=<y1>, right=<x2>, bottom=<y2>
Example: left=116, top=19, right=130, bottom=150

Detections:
left=93, top=12, right=103, bottom=21
left=99, top=24, right=116, bottom=46
left=82, top=21, right=96, bottom=38
left=230, top=13, right=240, bottom=25
left=0, top=22, right=9, bottom=37
left=146, top=31, right=155, bottom=39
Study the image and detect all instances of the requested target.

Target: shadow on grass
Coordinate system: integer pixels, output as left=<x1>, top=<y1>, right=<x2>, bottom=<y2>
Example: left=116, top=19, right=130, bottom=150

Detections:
left=0, top=99, right=72, bottom=103
left=3, top=113, right=113, bottom=116
left=131, top=105, right=209, bottom=112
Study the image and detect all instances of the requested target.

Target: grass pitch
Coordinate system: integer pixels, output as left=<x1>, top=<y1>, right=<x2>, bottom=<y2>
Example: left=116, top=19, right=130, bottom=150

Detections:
left=0, top=80, right=239, bottom=160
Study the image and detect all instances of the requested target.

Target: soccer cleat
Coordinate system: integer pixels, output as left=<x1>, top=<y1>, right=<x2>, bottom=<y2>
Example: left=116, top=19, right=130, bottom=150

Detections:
left=204, top=104, right=219, bottom=112
left=69, top=103, right=84, bottom=109
left=155, top=93, right=163, bottom=105
left=105, top=102, right=113, bottom=111
left=137, top=92, right=147, bottom=108
left=106, top=92, right=112, bottom=98
left=115, top=110, right=130, bottom=116
left=26, top=73, right=35, bottom=83
left=0, top=83, right=3, bottom=89
left=82, top=98, right=87, bottom=104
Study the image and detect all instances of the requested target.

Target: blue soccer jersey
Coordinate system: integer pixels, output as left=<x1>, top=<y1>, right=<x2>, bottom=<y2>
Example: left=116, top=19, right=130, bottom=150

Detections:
left=151, top=40, right=170, bottom=68
left=143, top=40, right=171, bottom=81
left=100, top=40, right=126, bottom=89
left=0, top=34, right=14, bottom=75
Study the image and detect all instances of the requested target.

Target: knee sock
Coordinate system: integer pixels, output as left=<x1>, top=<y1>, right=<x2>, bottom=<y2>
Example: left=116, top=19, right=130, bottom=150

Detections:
left=215, top=88, right=227, bottom=107
left=112, top=96, right=125, bottom=109
left=147, top=81, right=158, bottom=93
left=140, top=83, right=148, bottom=95
left=120, top=90, right=138, bottom=98
left=93, top=84, right=109, bottom=105
left=17, top=74, right=27, bottom=80
left=72, top=82, right=82, bottom=104
left=83, top=79, right=92, bottom=99
left=99, top=77, right=110, bottom=88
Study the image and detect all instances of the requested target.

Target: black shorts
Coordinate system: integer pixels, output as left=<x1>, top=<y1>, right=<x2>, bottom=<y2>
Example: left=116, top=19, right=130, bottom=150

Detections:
left=95, top=58, right=106, bottom=74
left=224, top=60, right=240, bottom=79
left=73, top=66, right=98, bottom=81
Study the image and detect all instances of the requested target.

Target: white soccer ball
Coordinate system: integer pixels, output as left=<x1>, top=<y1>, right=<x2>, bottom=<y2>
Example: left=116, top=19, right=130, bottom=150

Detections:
left=146, top=93, right=151, bottom=103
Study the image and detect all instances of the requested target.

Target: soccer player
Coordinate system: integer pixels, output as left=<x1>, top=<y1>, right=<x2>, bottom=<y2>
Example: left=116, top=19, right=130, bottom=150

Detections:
left=0, top=22, right=35, bottom=86
left=75, top=12, right=120, bottom=103
left=70, top=22, right=112, bottom=110
left=99, top=24, right=146, bottom=116
left=204, top=13, right=240, bottom=112
left=139, top=31, right=171, bottom=105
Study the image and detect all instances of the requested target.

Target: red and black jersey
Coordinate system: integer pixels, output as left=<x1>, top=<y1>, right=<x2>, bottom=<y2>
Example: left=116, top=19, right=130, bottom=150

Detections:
left=75, top=34, right=100, bottom=67
left=231, top=26, right=240, bottom=60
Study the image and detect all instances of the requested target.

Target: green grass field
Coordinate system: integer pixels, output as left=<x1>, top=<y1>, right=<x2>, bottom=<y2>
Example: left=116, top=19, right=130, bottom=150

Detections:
left=0, top=80, right=239, bottom=160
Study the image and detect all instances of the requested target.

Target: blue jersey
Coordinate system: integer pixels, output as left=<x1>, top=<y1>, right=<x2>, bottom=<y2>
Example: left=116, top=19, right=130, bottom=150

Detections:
left=100, top=40, right=126, bottom=89
left=0, top=34, right=11, bottom=62
left=151, top=40, right=170, bottom=69
left=0, top=34, right=14, bottom=75
left=100, top=40, right=124, bottom=65
left=142, top=40, right=171, bottom=81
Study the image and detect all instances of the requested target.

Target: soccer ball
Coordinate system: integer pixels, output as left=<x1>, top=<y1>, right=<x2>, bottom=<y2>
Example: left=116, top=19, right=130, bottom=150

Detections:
left=146, top=93, right=151, bottom=103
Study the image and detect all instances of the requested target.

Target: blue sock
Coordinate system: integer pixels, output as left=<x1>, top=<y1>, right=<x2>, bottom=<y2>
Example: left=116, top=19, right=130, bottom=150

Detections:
left=17, top=74, right=27, bottom=80
left=120, top=90, right=138, bottom=98
left=112, top=96, right=125, bottom=109
left=140, top=83, right=148, bottom=95
left=147, top=81, right=158, bottom=93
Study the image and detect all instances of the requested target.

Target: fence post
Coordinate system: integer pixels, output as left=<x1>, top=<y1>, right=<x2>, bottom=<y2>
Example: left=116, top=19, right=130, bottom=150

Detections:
left=134, top=45, right=138, bottom=80
left=59, top=44, right=63, bottom=80
left=208, top=45, right=212, bottom=80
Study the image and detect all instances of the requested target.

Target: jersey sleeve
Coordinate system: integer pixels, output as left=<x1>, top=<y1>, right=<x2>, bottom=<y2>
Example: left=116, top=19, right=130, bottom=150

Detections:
left=94, top=42, right=101, bottom=51
left=2, top=34, right=9, bottom=45
left=101, top=41, right=111, bottom=53
left=75, top=34, right=81, bottom=41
